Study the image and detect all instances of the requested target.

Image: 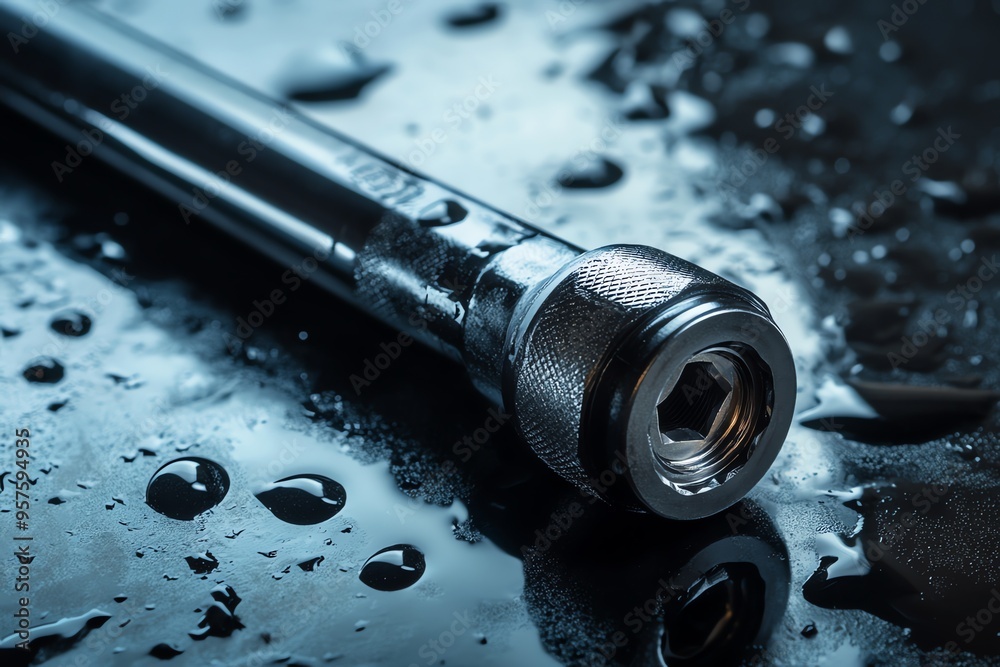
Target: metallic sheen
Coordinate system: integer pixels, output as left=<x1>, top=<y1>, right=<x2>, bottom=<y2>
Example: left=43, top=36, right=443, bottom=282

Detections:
left=0, top=0, right=796, bottom=519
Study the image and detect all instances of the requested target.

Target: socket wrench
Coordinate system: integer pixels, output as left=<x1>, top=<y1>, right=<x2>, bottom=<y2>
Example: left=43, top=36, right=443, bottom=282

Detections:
left=0, top=0, right=796, bottom=519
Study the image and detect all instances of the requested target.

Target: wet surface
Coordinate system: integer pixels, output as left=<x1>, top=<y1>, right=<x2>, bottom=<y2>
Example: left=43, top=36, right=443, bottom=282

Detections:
left=1, top=0, right=1000, bottom=665
left=359, top=544, right=427, bottom=592
left=253, top=474, right=347, bottom=525
left=804, top=481, right=1000, bottom=656
left=21, top=358, right=64, bottom=385
left=146, top=458, right=231, bottom=521
left=49, top=312, right=92, bottom=338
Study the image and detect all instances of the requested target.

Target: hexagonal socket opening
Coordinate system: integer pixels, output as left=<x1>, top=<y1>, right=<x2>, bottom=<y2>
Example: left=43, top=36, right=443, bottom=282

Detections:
left=650, top=347, right=771, bottom=493
left=656, top=359, right=734, bottom=460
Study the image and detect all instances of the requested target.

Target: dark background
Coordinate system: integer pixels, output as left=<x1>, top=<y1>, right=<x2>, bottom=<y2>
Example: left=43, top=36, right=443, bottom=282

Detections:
left=2, top=0, right=1000, bottom=665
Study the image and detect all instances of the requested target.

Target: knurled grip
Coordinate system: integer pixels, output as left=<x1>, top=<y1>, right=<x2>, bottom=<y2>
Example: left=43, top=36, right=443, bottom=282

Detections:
left=508, top=246, right=718, bottom=489
left=0, top=0, right=795, bottom=521
left=501, top=245, right=795, bottom=519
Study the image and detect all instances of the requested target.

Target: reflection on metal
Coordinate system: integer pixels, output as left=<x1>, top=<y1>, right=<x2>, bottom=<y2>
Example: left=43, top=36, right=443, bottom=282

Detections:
left=0, top=0, right=795, bottom=520
left=515, top=500, right=789, bottom=666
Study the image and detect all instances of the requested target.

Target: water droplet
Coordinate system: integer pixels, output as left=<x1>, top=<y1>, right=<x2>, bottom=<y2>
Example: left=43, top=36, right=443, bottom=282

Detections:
left=359, top=544, right=426, bottom=591
left=254, top=474, right=346, bottom=525
left=880, top=40, right=902, bottom=62
left=2, top=609, right=111, bottom=661
left=281, top=48, right=391, bottom=102
left=190, top=585, right=243, bottom=640
left=823, top=26, right=853, bottom=55
left=23, top=358, right=65, bottom=384
left=766, top=42, right=815, bottom=69
left=297, top=555, right=324, bottom=571
left=556, top=157, right=624, bottom=190
left=801, top=376, right=1000, bottom=444
left=146, top=457, right=230, bottom=521
left=444, top=3, right=502, bottom=28
left=418, top=199, right=468, bottom=226
left=50, top=311, right=93, bottom=337
left=803, top=482, right=997, bottom=651
left=0, top=218, right=22, bottom=244
left=100, top=239, right=127, bottom=262
left=212, top=0, right=247, bottom=21
left=149, top=643, right=184, bottom=659
left=754, top=108, right=775, bottom=128
left=621, top=82, right=670, bottom=121
left=185, top=552, right=220, bottom=574
left=890, top=101, right=914, bottom=126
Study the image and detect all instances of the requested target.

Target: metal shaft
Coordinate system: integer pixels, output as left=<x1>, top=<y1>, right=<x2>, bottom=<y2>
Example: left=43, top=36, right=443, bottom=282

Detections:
left=0, top=0, right=796, bottom=519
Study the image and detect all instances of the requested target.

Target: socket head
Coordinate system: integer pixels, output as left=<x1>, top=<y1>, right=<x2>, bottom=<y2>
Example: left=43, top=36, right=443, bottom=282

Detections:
left=504, top=245, right=795, bottom=520
left=597, top=301, right=792, bottom=519
left=653, top=350, right=761, bottom=492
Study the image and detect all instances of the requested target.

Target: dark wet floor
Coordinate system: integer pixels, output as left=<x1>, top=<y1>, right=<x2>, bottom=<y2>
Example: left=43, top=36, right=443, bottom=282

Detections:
left=1, top=0, right=1000, bottom=665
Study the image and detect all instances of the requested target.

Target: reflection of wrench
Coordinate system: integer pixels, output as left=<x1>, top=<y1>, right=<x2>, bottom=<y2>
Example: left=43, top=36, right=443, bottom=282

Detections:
left=518, top=501, right=789, bottom=664
left=0, top=0, right=794, bottom=519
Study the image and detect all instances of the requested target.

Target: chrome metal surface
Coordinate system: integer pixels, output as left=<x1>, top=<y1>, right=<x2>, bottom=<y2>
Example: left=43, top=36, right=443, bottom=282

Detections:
left=0, top=0, right=796, bottom=519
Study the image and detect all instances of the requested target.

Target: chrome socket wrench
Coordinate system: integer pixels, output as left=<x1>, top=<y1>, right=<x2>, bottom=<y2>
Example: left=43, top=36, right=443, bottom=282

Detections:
left=0, top=0, right=795, bottom=519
